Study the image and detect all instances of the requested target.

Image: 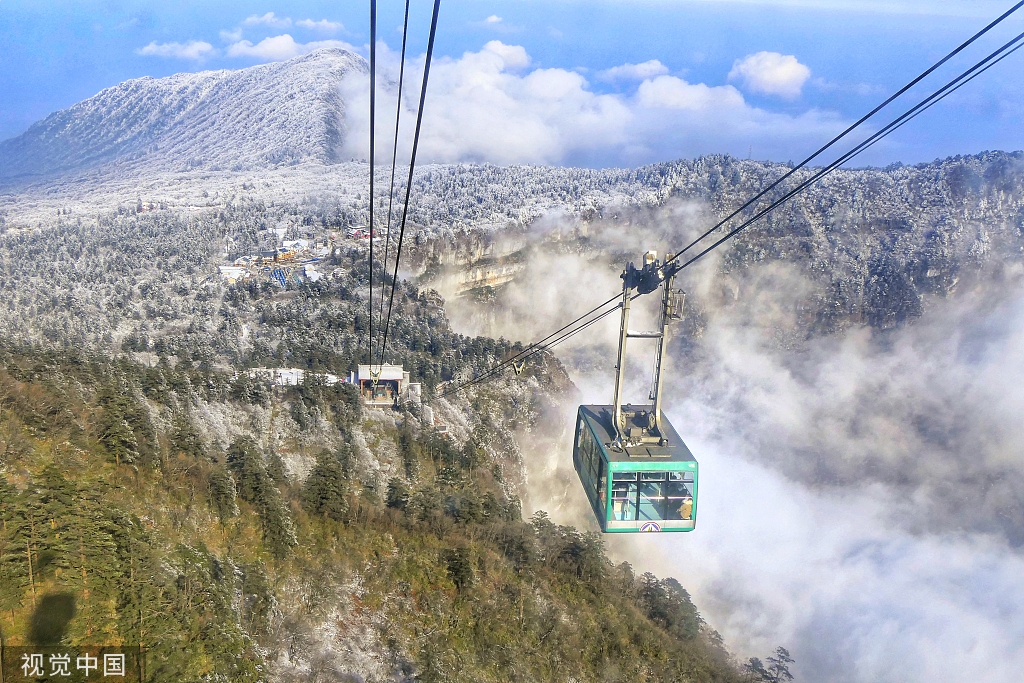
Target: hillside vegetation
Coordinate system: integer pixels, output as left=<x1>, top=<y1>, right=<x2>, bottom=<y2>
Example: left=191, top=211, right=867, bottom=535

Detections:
left=0, top=240, right=742, bottom=680
left=0, top=342, right=741, bottom=682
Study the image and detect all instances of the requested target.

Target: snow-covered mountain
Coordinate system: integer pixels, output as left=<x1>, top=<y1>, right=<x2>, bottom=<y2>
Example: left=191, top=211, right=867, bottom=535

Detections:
left=0, top=49, right=365, bottom=184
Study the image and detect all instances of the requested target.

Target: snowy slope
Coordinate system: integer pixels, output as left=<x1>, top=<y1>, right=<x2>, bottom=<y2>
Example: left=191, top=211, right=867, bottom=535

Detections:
left=0, top=49, right=366, bottom=184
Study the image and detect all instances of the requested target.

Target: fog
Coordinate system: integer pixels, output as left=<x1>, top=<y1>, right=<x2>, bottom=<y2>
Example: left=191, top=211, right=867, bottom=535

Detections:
left=438, top=215, right=1024, bottom=682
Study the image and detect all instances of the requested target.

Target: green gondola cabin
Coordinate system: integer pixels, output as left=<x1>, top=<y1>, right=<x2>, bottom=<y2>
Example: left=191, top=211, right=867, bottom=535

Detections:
left=573, top=404, right=698, bottom=532
left=572, top=251, right=697, bottom=533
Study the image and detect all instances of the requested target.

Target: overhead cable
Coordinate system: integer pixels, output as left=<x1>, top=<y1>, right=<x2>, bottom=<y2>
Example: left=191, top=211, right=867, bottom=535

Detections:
left=436, top=295, right=623, bottom=398
left=663, top=0, right=1024, bottom=269
left=367, top=0, right=377, bottom=363
left=374, top=0, right=412, bottom=367
left=669, top=30, right=1024, bottom=272
left=376, top=0, right=442, bottom=368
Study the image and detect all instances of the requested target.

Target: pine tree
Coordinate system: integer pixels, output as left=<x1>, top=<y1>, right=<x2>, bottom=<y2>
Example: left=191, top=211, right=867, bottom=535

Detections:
left=98, top=401, right=140, bottom=466
left=64, top=487, right=120, bottom=643
left=745, top=647, right=795, bottom=683
left=0, top=476, right=24, bottom=626
left=208, top=465, right=239, bottom=522
left=302, top=450, right=348, bottom=521
left=169, top=411, right=205, bottom=459
left=385, top=477, right=410, bottom=512
left=226, top=438, right=296, bottom=560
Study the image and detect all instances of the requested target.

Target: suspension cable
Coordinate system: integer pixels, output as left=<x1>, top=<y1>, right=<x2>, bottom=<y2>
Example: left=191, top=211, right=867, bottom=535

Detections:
left=374, top=0, right=412, bottom=366
left=437, top=294, right=624, bottom=398
left=366, top=0, right=377, bottom=364
left=376, top=0, right=442, bottom=368
left=670, top=30, right=1024, bottom=272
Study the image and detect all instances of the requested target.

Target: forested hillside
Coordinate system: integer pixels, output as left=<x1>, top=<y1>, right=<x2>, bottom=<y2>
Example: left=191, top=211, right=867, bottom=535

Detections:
left=0, top=340, right=741, bottom=682
left=0, top=211, right=746, bottom=681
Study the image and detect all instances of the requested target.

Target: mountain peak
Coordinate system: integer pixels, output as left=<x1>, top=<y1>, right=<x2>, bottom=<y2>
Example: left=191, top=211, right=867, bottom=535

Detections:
left=0, top=49, right=368, bottom=185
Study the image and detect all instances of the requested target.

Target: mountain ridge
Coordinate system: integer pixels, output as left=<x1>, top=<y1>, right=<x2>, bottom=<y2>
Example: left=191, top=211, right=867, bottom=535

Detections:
left=0, top=48, right=366, bottom=184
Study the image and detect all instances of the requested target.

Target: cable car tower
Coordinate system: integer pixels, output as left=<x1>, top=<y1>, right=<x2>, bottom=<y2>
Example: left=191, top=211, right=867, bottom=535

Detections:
left=573, top=251, right=698, bottom=533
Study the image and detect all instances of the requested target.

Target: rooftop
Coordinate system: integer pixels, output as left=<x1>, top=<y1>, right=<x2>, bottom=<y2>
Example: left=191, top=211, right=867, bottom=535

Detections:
left=579, top=404, right=696, bottom=464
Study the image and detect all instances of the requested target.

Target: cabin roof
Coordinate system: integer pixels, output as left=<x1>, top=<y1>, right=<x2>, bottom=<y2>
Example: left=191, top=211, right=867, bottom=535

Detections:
left=579, top=404, right=696, bottom=464
left=357, top=364, right=405, bottom=382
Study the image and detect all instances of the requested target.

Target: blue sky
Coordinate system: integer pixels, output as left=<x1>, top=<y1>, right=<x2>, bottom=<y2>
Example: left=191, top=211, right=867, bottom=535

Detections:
left=1, top=0, right=1022, bottom=167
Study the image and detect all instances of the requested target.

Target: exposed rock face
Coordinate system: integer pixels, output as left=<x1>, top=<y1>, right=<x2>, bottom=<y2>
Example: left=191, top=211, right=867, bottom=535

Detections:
left=0, top=49, right=365, bottom=184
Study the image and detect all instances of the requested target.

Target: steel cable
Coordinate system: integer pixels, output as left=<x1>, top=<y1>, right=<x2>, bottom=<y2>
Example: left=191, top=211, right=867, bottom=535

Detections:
left=374, top=0, right=412, bottom=367
left=670, top=30, right=1024, bottom=272
left=376, top=0, right=442, bottom=368
left=662, top=0, right=1024, bottom=269
left=366, top=0, right=377, bottom=363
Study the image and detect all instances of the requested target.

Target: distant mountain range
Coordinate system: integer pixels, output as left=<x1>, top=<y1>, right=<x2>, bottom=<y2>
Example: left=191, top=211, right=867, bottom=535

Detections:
left=0, top=48, right=365, bottom=184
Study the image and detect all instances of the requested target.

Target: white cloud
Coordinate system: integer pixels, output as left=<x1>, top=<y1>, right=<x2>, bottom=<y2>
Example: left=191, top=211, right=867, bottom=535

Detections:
left=481, top=40, right=529, bottom=69
left=729, top=51, right=811, bottom=99
left=637, top=75, right=746, bottom=110
left=219, top=28, right=243, bottom=43
left=296, top=18, right=344, bottom=33
left=242, top=12, right=292, bottom=29
left=226, top=35, right=354, bottom=62
left=598, top=59, right=670, bottom=82
left=136, top=40, right=215, bottom=60
left=812, top=76, right=886, bottom=97
left=342, top=41, right=629, bottom=166
left=475, top=14, right=518, bottom=34
left=340, top=41, right=845, bottom=168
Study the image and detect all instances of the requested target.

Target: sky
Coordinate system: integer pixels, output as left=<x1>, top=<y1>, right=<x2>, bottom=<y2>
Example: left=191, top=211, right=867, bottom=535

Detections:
left=1, top=0, right=1023, bottom=168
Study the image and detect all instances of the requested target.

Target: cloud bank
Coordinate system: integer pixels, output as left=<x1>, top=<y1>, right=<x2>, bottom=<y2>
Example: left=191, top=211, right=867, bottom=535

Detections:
left=139, top=13, right=348, bottom=64
left=226, top=35, right=356, bottom=61
left=137, top=40, right=214, bottom=60
left=296, top=18, right=344, bottom=33
left=242, top=12, right=292, bottom=29
left=598, top=59, right=670, bottom=82
left=342, top=41, right=845, bottom=167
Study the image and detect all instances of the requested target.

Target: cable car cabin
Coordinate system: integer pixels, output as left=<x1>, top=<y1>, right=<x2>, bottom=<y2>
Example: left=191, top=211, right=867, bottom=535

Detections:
left=570, top=251, right=696, bottom=533
left=574, top=405, right=697, bottom=533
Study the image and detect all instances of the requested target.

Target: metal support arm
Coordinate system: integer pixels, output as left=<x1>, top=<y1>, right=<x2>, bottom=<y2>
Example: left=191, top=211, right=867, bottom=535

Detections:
left=610, top=251, right=685, bottom=451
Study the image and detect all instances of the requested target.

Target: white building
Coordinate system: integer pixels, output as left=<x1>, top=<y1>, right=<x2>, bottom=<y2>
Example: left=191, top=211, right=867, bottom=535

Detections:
left=302, top=264, right=323, bottom=282
left=218, top=265, right=248, bottom=283
left=247, top=368, right=341, bottom=387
